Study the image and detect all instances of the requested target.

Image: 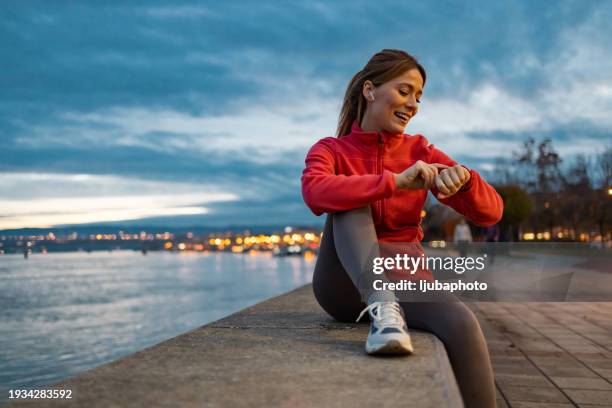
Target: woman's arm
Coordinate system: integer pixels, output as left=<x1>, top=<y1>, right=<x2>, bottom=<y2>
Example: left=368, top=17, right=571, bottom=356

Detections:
left=301, top=138, right=396, bottom=215
left=429, top=145, right=503, bottom=227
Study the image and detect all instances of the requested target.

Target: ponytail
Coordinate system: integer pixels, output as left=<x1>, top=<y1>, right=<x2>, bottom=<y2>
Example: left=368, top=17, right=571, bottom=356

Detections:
left=336, top=70, right=367, bottom=137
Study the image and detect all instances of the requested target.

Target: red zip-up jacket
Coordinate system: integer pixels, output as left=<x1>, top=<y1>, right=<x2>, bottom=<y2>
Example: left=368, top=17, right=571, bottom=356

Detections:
left=301, top=120, right=503, bottom=243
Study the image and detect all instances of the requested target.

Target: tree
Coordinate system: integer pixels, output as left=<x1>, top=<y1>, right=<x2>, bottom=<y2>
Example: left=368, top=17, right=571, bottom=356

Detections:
left=562, top=155, right=593, bottom=239
left=495, top=185, right=533, bottom=241
left=491, top=156, right=517, bottom=186
left=593, top=147, right=612, bottom=245
left=512, top=138, right=538, bottom=192
left=512, top=137, right=564, bottom=193
left=536, top=139, right=564, bottom=193
left=595, top=146, right=612, bottom=188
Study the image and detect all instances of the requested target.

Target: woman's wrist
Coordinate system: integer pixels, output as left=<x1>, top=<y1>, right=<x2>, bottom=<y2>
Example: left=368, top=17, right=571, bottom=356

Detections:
left=459, top=166, right=473, bottom=192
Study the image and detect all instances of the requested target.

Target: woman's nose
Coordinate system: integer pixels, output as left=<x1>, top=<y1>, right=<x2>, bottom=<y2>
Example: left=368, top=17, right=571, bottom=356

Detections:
left=405, top=97, right=418, bottom=111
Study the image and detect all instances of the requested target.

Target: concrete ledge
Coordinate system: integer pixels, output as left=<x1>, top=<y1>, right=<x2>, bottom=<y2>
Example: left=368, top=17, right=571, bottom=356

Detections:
left=6, top=284, right=464, bottom=408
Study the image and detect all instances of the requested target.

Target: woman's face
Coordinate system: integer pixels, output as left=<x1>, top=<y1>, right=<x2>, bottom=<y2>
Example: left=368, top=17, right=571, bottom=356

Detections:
left=363, top=68, right=424, bottom=134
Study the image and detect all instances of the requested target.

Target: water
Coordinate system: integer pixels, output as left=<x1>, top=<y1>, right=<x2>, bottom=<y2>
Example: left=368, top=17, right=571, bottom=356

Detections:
left=0, top=250, right=315, bottom=401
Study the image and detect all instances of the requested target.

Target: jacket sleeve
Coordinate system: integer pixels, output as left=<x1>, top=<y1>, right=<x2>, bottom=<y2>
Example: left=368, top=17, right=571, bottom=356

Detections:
left=428, top=142, right=503, bottom=227
left=301, top=137, right=397, bottom=215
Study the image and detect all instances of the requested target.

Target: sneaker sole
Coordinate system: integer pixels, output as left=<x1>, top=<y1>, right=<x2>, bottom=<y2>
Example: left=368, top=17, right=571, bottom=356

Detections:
left=366, top=339, right=414, bottom=355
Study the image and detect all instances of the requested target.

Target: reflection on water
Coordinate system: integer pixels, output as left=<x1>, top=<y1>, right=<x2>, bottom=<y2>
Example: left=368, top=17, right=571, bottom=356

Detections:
left=0, top=250, right=315, bottom=399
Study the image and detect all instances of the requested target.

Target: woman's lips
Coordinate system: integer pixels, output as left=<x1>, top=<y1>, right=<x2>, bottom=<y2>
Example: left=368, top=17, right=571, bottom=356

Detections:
left=394, top=111, right=409, bottom=123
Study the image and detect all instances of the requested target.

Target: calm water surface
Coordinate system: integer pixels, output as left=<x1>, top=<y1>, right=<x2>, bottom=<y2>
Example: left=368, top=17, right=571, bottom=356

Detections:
left=0, top=250, right=315, bottom=400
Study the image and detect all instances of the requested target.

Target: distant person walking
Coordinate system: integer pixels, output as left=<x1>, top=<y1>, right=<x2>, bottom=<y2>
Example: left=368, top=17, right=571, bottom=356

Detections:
left=453, top=218, right=473, bottom=257
left=484, top=223, right=500, bottom=264
left=301, top=49, right=503, bottom=407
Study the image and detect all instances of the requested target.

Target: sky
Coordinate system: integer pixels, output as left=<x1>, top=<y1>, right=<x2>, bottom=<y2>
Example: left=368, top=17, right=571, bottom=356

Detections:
left=1, top=0, right=611, bottom=230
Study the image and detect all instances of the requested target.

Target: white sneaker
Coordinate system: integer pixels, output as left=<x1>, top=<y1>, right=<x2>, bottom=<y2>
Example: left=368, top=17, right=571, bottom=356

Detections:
left=356, top=301, right=414, bottom=355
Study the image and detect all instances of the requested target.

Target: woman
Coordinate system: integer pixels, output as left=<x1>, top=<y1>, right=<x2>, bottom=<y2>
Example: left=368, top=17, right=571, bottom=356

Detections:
left=301, top=49, right=503, bottom=407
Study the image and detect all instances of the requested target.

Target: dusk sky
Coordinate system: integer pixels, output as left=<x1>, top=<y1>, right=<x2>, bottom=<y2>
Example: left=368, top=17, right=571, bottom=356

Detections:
left=2, top=1, right=611, bottom=230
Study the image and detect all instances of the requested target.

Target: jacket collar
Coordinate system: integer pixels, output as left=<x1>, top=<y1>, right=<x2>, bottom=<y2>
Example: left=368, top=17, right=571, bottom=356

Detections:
left=347, top=120, right=405, bottom=147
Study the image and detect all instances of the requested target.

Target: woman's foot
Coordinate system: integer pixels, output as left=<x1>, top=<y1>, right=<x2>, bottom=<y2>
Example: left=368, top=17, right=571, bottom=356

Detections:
left=356, top=301, right=414, bottom=355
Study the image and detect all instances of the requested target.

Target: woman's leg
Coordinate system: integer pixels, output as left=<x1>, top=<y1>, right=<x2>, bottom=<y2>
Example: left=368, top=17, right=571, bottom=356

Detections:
left=312, top=205, right=396, bottom=322
left=402, top=299, right=497, bottom=408
left=312, top=206, right=497, bottom=407
left=312, top=211, right=365, bottom=322
left=331, top=206, right=397, bottom=304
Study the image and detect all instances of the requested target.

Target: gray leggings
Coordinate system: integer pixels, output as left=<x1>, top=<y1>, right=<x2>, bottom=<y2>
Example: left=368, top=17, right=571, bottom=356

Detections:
left=312, top=206, right=497, bottom=408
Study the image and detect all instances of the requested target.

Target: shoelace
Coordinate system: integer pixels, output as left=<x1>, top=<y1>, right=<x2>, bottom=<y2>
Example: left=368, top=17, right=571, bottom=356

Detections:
left=356, top=301, right=404, bottom=326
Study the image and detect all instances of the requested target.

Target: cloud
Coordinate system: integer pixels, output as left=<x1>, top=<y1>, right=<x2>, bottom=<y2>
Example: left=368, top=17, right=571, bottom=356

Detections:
left=539, top=9, right=612, bottom=128
left=0, top=173, right=238, bottom=229
left=144, top=5, right=215, bottom=19
left=0, top=206, right=209, bottom=230
left=13, top=87, right=340, bottom=162
left=408, top=5, right=612, bottom=158
left=1, top=1, right=611, bottom=229
left=415, top=83, right=542, bottom=135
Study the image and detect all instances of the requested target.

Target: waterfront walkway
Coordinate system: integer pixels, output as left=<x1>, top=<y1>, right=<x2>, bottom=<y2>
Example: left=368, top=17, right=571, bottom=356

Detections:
left=472, top=301, right=612, bottom=407
left=6, top=284, right=463, bottom=408
left=5, top=286, right=612, bottom=407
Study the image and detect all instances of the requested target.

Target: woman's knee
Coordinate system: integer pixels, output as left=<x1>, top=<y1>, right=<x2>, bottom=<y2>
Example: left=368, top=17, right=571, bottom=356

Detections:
left=332, top=205, right=373, bottom=231
left=429, top=303, right=484, bottom=344
left=333, top=205, right=372, bottom=218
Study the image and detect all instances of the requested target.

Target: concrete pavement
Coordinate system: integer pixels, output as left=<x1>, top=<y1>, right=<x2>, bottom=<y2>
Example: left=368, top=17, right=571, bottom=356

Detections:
left=5, top=284, right=463, bottom=408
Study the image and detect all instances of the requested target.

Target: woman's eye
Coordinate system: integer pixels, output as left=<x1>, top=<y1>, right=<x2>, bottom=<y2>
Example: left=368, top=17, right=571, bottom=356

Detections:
left=399, top=89, right=421, bottom=103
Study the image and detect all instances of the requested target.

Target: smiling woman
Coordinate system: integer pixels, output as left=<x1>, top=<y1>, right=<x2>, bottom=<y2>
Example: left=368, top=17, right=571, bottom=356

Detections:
left=337, top=57, right=425, bottom=137
left=301, top=49, right=503, bottom=408
left=0, top=173, right=238, bottom=229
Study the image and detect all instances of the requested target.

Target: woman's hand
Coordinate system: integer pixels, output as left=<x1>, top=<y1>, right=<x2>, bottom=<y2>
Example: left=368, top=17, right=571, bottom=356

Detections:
left=435, top=165, right=471, bottom=199
left=394, top=161, right=449, bottom=190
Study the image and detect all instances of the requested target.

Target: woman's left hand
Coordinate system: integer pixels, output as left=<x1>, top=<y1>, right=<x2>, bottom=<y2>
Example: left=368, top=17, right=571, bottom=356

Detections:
left=435, top=165, right=471, bottom=199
